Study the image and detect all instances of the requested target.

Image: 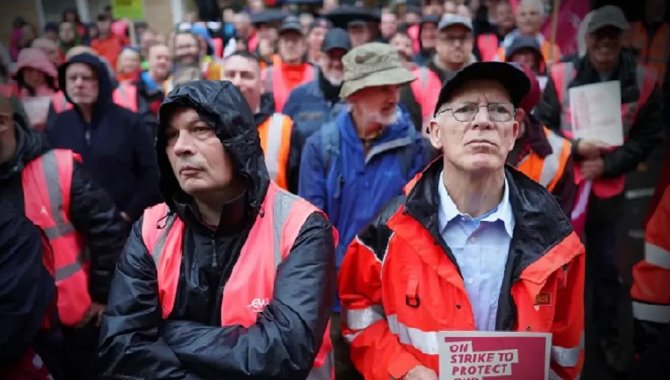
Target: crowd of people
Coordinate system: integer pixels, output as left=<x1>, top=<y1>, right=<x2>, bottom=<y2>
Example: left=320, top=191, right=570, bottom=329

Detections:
left=0, top=0, right=668, bottom=379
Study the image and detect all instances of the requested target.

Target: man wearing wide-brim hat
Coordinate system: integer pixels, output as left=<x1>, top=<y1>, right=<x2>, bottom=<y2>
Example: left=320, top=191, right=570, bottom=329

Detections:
left=298, top=41, right=429, bottom=380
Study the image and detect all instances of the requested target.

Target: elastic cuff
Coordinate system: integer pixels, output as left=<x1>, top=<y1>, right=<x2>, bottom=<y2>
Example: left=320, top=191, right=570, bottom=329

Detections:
left=387, top=351, right=422, bottom=379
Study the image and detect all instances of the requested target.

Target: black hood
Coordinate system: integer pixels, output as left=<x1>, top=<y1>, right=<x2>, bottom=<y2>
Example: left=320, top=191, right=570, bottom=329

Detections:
left=0, top=114, right=51, bottom=180
left=157, top=80, right=269, bottom=221
left=57, top=53, right=114, bottom=117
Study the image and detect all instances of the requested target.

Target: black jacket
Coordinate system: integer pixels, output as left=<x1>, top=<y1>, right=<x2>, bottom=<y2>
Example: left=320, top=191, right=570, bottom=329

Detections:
left=0, top=201, right=62, bottom=378
left=45, top=53, right=161, bottom=221
left=98, top=81, right=336, bottom=380
left=536, top=52, right=663, bottom=220
left=0, top=117, right=126, bottom=303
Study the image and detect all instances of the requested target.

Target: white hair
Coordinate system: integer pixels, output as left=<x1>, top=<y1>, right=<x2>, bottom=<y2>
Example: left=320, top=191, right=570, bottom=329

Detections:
left=518, top=0, right=547, bottom=16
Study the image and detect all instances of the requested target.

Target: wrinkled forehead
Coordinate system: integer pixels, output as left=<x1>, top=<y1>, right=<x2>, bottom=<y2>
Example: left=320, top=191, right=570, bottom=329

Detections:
left=66, top=62, right=96, bottom=77
left=165, top=107, right=207, bottom=129
left=447, top=79, right=512, bottom=104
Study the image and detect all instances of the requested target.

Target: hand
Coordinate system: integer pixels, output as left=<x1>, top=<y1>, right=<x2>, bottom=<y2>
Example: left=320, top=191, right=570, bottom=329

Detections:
left=76, top=302, right=106, bottom=328
left=403, top=365, right=438, bottom=380
left=576, top=140, right=609, bottom=159
left=581, top=157, right=605, bottom=180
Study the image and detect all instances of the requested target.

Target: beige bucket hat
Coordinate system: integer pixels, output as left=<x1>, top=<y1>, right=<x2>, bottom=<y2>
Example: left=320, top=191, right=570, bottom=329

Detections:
left=339, top=42, right=416, bottom=98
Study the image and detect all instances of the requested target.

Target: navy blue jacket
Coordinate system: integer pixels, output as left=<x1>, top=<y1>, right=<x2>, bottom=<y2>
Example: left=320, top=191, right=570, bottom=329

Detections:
left=46, top=53, right=161, bottom=221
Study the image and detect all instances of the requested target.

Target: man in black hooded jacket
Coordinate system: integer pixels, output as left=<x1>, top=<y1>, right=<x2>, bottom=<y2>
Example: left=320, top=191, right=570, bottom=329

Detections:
left=46, top=53, right=161, bottom=225
left=99, top=80, right=335, bottom=379
left=0, top=93, right=126, bottom=379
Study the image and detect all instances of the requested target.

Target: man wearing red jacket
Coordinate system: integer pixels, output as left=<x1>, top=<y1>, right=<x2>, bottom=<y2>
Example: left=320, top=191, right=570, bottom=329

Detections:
left=339, top=62, right=585, bottom=380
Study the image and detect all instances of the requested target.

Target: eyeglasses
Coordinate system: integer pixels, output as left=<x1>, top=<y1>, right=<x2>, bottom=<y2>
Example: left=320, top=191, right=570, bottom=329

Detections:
left=437, top=103, right=516, bottom=122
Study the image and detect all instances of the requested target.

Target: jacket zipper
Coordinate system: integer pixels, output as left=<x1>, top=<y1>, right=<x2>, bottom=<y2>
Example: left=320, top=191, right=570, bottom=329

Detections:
left=211, top=238, right=218, bottom=269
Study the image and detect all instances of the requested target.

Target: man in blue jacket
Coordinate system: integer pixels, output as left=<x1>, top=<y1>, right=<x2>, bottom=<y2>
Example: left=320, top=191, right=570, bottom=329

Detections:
left=46, top=53, right=161, bottom=225
left=283, top=28, right=350, bottom=149
left=298, top=42, right=429, bottom=380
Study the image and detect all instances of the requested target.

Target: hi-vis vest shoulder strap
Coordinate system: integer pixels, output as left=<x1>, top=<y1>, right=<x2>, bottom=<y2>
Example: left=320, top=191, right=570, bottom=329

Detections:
left=141, top=182, right=334, bottom=379
left=631, top=21, right=670, bottom=86
left=51, top=91, right=73, bottom=114
left=22, top=149, right=91, bottom=326
left=517, top=127, right=571, bottom=192
left=258, top=113, right=293, bottom=190
left=265, top=58, right=316, bottom=112
left=630, top=186, right=670, bottom=324
left=112, top=83, right=138, bottom=112
left=477, top=34, right=500, bottom=62
left=410, top=67, right=442, bottom=129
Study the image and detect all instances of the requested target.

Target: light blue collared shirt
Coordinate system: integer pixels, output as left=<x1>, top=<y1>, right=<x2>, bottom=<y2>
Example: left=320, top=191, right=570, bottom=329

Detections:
left=437, top=170, right=515, bottom=331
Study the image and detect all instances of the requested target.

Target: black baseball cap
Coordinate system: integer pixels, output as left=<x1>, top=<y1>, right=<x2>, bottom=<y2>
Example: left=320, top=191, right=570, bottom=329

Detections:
left=433, top=62, right=531, bottom=116
left=321, top=28, right=350, bottom=52
left=279, top=16, right=304, bottom=35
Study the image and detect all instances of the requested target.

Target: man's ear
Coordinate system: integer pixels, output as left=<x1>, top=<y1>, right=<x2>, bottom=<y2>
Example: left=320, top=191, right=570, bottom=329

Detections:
left=428, top=117, right=444, bottom=151
left=511, top=108, right=525, bottom=142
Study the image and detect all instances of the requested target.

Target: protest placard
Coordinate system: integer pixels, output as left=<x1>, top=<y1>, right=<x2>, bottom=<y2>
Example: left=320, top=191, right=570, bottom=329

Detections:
left=569, top=81, right=623, bottom=147
left=439, top=331, right=551, bottom=380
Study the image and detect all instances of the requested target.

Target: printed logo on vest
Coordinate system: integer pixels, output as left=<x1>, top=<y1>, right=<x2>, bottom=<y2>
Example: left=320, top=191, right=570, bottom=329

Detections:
left=247, top=298, right=271, bottom=313
left=535, top=292, right=551, bottom=306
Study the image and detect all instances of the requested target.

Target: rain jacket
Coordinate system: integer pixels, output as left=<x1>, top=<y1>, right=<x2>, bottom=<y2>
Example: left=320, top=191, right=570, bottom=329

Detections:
left=282, top=70, right=347, bottom=150
left=0, top=114, right=126, bottom=304
left=0, top=201, right=62, bottom=379
left=339, top=159, right=586, bottom=379
left=298, top=108, right=428, bottom=284
left=45, top=53, right=161, bottom=221
left=98, top=80, right=336, bottom=379
left=12, top=48, right=58, bottom=99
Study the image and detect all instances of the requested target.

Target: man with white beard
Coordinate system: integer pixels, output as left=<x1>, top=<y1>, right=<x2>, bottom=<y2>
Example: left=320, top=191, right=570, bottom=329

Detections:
left=298, top=42, right=429, bottom=380
left=283, top=28, right=350, bottom=149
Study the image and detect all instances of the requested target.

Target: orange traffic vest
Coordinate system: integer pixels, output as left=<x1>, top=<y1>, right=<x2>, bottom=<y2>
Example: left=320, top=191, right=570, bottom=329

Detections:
left=339, top=198, right=585, bottom=379
left=51, top=83, right=139, bottom=113
left=549, top=61, right=658, bottom=199
left=258, top=113, right=292, bottom=190
left=22, top=149, right=91, bottom=326
left=630, top=21, right=670, bottom=86
left=140, top=182, right=334, bottom=379
left=263, top=56, right=316, bottom=112
left=517, top=126, right=572, bottom=192
left=409, top=67, right=442, bottom=132
left=477, top=33, right=500, bottom=62
left=498, top=38, right=561, bottom=65
left=630, top=186, right=670, bottom=325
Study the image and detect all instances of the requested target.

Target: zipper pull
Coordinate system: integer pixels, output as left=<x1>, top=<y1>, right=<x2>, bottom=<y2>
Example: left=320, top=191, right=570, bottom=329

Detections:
left=211, top=239, right=218, bottom=269
left=85, top=129, right=91, bottom=145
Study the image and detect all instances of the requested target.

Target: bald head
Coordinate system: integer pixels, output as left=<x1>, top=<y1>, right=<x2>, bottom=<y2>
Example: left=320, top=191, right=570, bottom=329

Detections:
left=32, top=37, right=61, bottom=66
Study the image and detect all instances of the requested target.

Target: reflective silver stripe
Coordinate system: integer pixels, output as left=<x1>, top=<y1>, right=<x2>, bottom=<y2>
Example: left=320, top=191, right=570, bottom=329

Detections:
left=271, top=191, right=297, bottom=269
left=344, top=305, right=384, bottom=330
left=540, top=130, right=565, bottom=188
left=151, top=215, right=177, bottom=265
left=41, top=150, right=77, bottom=239
left=625, top=187, right=655, bottom=200
left=264, top=113, right=284, bottom=183
left=548, top=368, right=562, bottom=380
left=43, top=222, right=76, bottom=240
left=551, top=333, right=584, bottom=368
left=343, top=331, right=362, bottom=344
left=645, top=243, right=670, bottom=269
left=307, top=351, right=333, bottom=380
left=387, top=314, right=439, bottom=355
left=557, top=64, right=575, bottom=134
left=632, top=301, right=670, bottom=323
left=55, top=253, right=83, bottom=281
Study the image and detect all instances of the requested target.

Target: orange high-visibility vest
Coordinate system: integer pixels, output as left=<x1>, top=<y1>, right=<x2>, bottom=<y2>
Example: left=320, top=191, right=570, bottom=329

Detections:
left=549, top=61, right=658, bottom=199
left=22, top=149, right=91, bottom=326
left=258, top=113, right=293, bottom=190
left=409, top=67, right=442, bottom=131
left=262, top=57, right=316, bottom=112
left=630, top=21, right=670, bottom=86
left=51, top=83, right=138, bottom=114
left=630, top=186, right=670, bottom=325
left=140, top=182, right=334, bottom=379
left=477, top=34, right=500, bottom=62
left=517, top=126, right=572, bottom=192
